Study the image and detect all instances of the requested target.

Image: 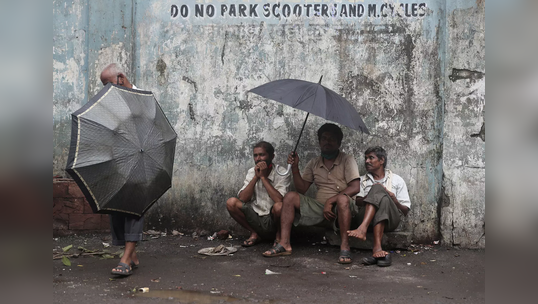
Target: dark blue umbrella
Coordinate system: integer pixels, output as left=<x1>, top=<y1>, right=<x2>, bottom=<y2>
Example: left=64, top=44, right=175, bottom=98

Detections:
left=249, top=76, right=369, bottom=174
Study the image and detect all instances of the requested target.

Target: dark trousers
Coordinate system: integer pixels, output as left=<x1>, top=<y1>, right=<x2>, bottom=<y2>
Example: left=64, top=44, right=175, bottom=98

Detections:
left=356, top=184, right=402, bottom=231
left=109, top=213, right=144, bottom=246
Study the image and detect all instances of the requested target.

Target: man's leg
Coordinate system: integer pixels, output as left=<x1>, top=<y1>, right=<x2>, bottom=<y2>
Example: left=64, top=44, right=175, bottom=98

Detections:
left=265, top=192, right=300, bottom=253
left=226, top=197, right=259, bottom=244
left=271, top=202, right=283, bottom=245
left=347, top=203, right=376, bottom=241
left=372, top=220, right=388, bottom=258
left=336, top=195, right=352, bottom=263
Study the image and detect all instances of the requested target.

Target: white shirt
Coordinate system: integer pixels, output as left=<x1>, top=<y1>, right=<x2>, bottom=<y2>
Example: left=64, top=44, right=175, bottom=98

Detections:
left=358, top=169, right=411, bottom=209
left=238, top=165, right=291, bottom=216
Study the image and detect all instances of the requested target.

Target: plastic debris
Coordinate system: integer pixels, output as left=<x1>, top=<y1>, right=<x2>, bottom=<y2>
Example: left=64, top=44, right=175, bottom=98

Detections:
left=102, top=242, right=110, bottom=248
left=433, top=240, right=440, bottom=245
left=198, top=245, right=238, bottom=256
left=207, top=232, right=217, bottom=241
left=210, top=291, right=221, bottom=294
left=265, top=269, right=281, bottom=275
left=349, top=275, right=357, bottom=278
left=139, top=287, right=149, bottom=293
left=321, top=272, right=326, bottom=275
left=407, top=263, right=412, bottom=266
left=151, top=278, right=160, bottom=282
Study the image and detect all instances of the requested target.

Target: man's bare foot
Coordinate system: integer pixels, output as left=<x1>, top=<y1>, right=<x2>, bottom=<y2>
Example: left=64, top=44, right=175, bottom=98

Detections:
left=347, top=227, right=367, bottom=241
left=372, top=250, right=389, bottom=258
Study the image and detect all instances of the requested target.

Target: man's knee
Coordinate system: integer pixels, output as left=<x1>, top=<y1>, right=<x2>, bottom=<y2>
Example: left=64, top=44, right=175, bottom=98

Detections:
left=226, top=197, right=241, bottom=211
left=283, top=192, right=300, bottom=205
left=272, top=202, right=282, bottom=216
left=336, top=194, right=350, bottom=210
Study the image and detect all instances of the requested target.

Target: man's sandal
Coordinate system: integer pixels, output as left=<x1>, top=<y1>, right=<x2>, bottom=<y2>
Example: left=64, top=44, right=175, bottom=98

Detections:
left=242, top=237, right=261, bottom=247
left=376, top=253, right=392, bottom=267
left=130, top=261, right=139, bottom=269
left=262, top=244, right=292, bottom=257
left=338, top=250, right=353, bottom=264
left=111, top=262, right=132, bottom=276
left=361, top=256, right=378, bottom=266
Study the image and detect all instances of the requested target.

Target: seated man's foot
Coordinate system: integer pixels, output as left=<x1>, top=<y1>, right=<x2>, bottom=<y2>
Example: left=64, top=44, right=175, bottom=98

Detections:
left=242, top=236, right=261, bottom=247
left=373, top=250, right=392, bottom=267
left=262, top=243, right=292, bottom=257
left=273, top=239, right=281, bottom=247
left=347, top=227, right=367, bottom=241
left=338, top=250, right=352, bottom=264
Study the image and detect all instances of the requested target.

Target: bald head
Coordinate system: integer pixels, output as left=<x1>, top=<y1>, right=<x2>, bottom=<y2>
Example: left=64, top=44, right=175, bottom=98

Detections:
left=100, top=63, right=132, bottom=88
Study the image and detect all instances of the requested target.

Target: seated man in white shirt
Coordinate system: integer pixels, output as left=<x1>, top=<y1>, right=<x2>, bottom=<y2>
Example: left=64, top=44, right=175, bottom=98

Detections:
left=226, top=141, right=291, bottom=247
left=347, top=146, right=411, bottom=267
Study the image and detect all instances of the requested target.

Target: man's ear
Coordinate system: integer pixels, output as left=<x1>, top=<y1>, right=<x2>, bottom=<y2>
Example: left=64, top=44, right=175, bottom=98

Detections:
left=117, top=73, right=125, bottom=85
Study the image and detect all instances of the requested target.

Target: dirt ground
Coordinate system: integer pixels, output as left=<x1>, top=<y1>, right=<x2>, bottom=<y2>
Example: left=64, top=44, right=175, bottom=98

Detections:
left=52, top=231, right=484, bottom=304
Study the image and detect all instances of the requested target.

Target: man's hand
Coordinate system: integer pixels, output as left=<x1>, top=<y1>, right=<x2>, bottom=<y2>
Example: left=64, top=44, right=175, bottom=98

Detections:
left=378, top=184, right=397, bottom=203
left=287, top=152, right=300, bottom=170
left=323, top=197, right=337, bottom=221
left=255, top=162, right=269, bottom=179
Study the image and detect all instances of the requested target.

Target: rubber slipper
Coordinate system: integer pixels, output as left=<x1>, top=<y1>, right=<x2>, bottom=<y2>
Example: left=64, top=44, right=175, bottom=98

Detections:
left=242, top=237, right=261, bottom=247
left=262, top=244, right=292, bottom=257
left=338, top=250, right=352, bottom=264
left=361, top=256, right=377, bottom=266
left=111, top=262, right=132, bottom=276
left=377, top=253, right=392, bottom=267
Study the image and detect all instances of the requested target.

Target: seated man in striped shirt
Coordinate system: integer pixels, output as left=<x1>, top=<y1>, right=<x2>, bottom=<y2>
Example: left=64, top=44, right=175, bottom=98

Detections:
left=348, top=146, right=411, bottom=267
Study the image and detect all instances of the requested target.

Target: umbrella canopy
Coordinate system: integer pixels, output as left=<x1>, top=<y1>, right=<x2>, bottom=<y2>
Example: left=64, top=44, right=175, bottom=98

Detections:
left=249, top=77, right=369, bottom=133
left=65, top=83, right=177, bottom=217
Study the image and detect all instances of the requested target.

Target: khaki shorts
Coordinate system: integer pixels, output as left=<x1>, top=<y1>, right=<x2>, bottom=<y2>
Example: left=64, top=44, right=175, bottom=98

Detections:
left=294, top=194, right=358, bottom=231
left=240, top=203, right=276, bottom=240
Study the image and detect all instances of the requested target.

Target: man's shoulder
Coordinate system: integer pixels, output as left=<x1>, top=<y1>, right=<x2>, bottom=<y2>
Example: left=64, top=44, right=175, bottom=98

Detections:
left=390, top=172, right=407, bottom=184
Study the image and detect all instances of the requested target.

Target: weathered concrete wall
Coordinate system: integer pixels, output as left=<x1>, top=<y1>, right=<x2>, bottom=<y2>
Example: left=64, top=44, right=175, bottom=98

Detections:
left=53, top=0, right=485, bottom=247
left=441, top=0, right=485, bottom=247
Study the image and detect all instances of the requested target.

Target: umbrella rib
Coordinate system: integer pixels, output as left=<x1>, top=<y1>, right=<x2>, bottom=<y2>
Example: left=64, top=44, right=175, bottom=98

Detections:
left=293, top=84, right=319, bottom=109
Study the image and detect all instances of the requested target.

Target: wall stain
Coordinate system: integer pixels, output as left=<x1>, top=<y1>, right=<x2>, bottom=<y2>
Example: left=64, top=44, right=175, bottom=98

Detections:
left=156, top=58, right=167, bottom=85
left=188, top=103, right=196, bottom=121
left=449, top=68, right=484, bottom=82
left=221, top=32, right=228, bottom=65
left=470, top=121, right=485, bottom=141
left=182, top=76, right=198, bottom=93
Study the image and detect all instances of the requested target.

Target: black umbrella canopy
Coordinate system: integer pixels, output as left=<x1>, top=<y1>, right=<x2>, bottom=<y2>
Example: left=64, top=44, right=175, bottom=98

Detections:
left=66, top=83, right=177, bottom=217
left=249, top=78, right=369, bottom=134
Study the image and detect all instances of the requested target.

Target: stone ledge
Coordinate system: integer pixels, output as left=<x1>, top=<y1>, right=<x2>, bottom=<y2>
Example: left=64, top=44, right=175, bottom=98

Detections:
left=325, top=230, right=412, bottom=250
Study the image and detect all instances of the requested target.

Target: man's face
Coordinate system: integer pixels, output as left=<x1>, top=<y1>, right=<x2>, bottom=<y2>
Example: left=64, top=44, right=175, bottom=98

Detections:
left=253, top=147, right=273, bottom=165
left=365, top=152, right=384, bottom=173
left=319, top=132, right=340, bottom=154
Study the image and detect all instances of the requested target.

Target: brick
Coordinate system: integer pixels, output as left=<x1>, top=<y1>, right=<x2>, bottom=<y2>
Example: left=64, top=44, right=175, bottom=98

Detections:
left=69, top=213, right=101, bottom=230
left=100, top=215, right=111, bottom=230
left=54, top=198, right=84, bottom=214
left=52, top=199, right=65, bottom=216
left=53, top=182, right=69, bottom=198
left=53, top=217, right=68, bottom=230
left=67, top=182, right=85, bottom=198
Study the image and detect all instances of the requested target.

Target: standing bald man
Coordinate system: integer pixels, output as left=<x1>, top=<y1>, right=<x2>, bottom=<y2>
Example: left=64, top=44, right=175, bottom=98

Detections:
left=100, top=63, right=142, bottom=276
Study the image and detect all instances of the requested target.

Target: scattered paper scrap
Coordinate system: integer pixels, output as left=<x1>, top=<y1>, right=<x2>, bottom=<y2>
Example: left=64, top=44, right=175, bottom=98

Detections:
left=265, top=269, right=281, bottom=275
left=139, top=287, right=149, bottom=293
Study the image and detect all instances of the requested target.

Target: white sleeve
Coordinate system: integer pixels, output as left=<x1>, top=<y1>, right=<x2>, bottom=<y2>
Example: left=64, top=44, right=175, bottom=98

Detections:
left=393, top=175, right=411, bottom=208
left=238, top=168, right=255, bottom=197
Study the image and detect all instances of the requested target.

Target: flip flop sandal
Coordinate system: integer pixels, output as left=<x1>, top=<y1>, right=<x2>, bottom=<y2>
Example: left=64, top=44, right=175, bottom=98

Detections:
left=111, top=262, right=132, bottom=276
left=376, top=253, right=392, bottom=267
left=361, top=256, right=378, bottom=266
left=242, top=237, right=261, bottom=247
left=262, top=244, right=292, bottom=257
left=338, top=250, right=353, bottom=264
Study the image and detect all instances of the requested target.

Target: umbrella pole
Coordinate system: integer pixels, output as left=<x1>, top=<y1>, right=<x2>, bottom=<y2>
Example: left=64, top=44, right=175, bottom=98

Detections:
left=293, top=112, right=309, bottom=154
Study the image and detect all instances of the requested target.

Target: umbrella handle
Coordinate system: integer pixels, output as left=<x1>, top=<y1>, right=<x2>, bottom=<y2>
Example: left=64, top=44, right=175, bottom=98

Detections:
left=275, top=164, right=292, bottom=176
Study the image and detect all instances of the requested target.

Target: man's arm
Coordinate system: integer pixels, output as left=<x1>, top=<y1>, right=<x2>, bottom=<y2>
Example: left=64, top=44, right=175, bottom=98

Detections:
left=256, top=162, right=285, bottom=203
left=385, top=189, right=410, bottom=216
left=323, top=179, right=361, bottom=220
left=238, top=169, right=258, bottom=203
left=288, top=152, right=312, bottom=194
